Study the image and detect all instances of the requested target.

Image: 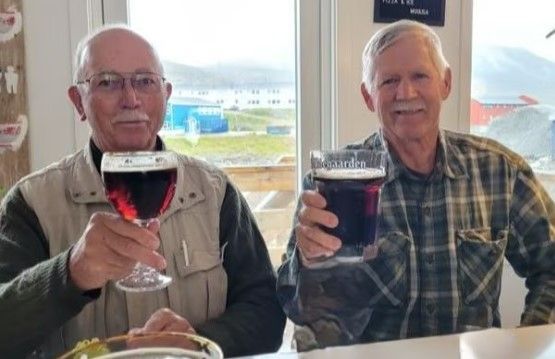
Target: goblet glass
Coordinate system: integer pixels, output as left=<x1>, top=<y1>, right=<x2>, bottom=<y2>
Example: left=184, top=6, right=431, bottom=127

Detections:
left=101, top=151, right=177, bottom=292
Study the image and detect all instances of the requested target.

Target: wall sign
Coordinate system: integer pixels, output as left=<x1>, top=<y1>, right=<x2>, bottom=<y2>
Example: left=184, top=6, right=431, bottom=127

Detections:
left=374, top=0, right=446, bottom=27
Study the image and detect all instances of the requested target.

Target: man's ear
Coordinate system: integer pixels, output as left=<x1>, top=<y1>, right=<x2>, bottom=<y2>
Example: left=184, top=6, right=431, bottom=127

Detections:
left=441, top=68, right=452, bottom=100
left=164, top=81, right=173, bottom=101
left=360, top=82, right=376, bottom=112
left=68, top=86, right=86, bottom=121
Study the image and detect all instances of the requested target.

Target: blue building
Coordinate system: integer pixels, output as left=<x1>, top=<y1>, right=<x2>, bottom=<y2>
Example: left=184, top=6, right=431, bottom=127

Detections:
left=164, top=97, right=228, bottom=134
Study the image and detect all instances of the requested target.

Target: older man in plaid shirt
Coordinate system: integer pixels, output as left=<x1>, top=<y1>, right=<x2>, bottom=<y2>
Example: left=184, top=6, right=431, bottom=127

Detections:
left=276, top=19, right=555, bottom=350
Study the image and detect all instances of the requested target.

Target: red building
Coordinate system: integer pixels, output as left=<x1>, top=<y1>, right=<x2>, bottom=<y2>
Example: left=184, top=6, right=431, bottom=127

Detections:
left=470, top=95, right=538, bottom=127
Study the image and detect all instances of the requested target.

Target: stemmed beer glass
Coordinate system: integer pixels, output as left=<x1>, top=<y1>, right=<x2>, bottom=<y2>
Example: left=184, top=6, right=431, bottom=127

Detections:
left=101, top=151, right=178, bottom=292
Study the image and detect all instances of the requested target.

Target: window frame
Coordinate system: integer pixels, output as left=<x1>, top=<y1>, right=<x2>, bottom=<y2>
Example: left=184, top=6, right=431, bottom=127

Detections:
left=98, top=0, right=334, bottom=189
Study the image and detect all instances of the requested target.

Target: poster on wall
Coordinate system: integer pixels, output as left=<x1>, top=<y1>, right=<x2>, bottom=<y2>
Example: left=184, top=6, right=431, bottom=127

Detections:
left=0, top=0, right=30, bottom=198
left=374, top=0, right=446, bottom=27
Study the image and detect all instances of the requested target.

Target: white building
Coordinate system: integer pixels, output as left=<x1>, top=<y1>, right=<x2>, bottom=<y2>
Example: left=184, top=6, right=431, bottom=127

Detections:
left=172, top=84, right=295, bottom=110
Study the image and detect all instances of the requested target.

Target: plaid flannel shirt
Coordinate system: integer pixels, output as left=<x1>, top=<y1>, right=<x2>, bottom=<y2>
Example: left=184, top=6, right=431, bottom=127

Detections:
left=276, top=130, right=555, bottom=348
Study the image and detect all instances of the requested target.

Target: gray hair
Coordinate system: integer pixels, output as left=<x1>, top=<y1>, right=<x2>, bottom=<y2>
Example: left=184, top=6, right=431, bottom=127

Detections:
left=72, top=24, right=164, bottom=83
left=361, top=20, right=449, bottom=90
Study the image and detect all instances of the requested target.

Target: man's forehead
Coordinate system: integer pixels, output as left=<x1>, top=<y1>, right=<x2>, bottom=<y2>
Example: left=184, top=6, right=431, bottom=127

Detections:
left=378, top=32, right=427, bottom=55
left=83, top=32, right=159, bottom=73
left=375, top=36, right=433, bottom=70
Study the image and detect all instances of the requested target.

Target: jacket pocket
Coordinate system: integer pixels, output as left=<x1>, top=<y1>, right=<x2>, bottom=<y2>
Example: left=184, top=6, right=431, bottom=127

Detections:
left=456, top=228, right=508, bottom=305
left=174, top=249, right=221, bottom=277
left=173, top=249, right=228, bottom=320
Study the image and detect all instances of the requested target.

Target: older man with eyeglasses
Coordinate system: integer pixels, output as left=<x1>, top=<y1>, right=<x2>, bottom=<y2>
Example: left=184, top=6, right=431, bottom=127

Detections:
left=0, top=25, right=285, bottom=358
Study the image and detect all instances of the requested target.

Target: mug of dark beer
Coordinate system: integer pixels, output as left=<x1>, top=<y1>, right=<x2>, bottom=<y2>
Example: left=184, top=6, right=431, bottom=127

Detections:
left=311, top=149, right=386, bottom=265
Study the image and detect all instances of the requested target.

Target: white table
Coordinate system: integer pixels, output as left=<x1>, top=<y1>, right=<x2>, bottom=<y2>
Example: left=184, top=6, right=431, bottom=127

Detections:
left=242, top=324, right=555, bottom=359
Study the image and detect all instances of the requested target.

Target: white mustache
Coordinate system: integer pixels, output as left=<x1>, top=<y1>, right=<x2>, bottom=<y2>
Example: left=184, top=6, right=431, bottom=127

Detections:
left=392, top=100, right=425, bottom=112
left=113, top=111, right=149, bottom=123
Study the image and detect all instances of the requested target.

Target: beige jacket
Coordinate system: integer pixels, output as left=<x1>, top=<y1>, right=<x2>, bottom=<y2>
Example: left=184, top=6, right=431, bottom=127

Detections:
left=19, top=145, right=228, bottom=352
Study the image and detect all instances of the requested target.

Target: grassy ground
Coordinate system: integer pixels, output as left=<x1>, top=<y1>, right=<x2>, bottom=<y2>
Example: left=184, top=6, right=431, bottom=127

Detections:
left=225, top=108, right=295, bottom=131
left=164, top=133, right=295, bottom=158
left=164, top=108, right=296, bottom=163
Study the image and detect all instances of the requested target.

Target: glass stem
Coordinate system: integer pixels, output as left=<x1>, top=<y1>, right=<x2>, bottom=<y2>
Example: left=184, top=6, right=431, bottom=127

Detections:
left=133, top=219, right=150, bottom=228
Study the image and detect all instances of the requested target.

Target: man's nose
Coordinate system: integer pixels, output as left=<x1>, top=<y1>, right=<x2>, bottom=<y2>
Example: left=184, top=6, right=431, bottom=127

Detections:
left=396, top=78, right=417, bottom=100
left=120, top=79, right=140, bottom=108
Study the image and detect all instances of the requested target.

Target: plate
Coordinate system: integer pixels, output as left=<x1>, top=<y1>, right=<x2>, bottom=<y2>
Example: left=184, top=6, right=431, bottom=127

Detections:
left=57, top=332, right=223, bottom=359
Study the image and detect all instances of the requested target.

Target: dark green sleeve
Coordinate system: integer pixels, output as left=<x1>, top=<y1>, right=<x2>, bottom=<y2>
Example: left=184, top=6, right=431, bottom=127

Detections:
left=0, top=187, right=97, bottom=356
left=195, top=182, right=286, bottom=357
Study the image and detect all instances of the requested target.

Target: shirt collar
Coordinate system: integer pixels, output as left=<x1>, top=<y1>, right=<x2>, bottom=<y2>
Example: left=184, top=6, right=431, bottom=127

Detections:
left=357, top=129, right=468, bottom=183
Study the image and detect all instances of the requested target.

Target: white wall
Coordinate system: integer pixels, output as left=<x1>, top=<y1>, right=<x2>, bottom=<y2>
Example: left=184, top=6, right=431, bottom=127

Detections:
left=22, top=0, right=90, bottom=171
left=335, top=0, right=472, bottom=145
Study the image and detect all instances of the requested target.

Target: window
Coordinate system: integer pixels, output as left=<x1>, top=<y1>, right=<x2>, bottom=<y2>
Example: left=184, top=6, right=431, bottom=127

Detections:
left=126, top=0, right=297, bottom=266
left=471, top=0, right=555, bottom=197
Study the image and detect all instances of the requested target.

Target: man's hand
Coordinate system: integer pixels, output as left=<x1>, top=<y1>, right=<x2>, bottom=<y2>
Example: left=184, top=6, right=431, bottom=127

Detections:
left=69, top=212, right=166, bottom=291
left=127, top=309, right=198, bottom=350
left=129, top=308, right=196, bottom=334
left=296, top=190, right=342, bottom=266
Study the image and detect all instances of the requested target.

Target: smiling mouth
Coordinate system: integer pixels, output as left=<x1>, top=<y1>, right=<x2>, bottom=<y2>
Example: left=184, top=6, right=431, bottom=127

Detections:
left=115, top=119, right=148, bottom=125
left=394, top=109, right=424, bottom=115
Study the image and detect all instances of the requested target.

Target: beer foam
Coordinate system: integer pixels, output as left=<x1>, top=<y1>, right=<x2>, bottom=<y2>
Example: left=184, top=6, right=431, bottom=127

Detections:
left=102, top=152, right=176, bottom=172
left=313, top=167, right=385, bottom=180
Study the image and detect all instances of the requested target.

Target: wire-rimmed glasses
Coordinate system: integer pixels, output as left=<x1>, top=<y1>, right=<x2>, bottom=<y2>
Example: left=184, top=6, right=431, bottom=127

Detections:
left=77, top=71, right=166, bottom=94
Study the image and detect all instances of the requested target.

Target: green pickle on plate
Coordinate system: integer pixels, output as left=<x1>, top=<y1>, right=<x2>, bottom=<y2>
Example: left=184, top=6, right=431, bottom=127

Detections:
left=72, top=338, right=110, bottom=358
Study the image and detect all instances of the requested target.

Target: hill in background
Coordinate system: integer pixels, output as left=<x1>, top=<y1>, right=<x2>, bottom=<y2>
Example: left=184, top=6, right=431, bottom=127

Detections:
left=472, top=45, right=555, bottom=104
left=162, top=61, right=294, bottom=89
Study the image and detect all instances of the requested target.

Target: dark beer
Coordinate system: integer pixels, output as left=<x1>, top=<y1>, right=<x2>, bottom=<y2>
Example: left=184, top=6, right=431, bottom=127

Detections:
left=314, top=168, right=385, bottom=249
left=103, top=168, right=177, bottom=221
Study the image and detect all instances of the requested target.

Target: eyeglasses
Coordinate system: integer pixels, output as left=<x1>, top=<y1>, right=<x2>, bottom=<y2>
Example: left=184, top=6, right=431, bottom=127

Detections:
left=77, top=72, right=166, bottom=94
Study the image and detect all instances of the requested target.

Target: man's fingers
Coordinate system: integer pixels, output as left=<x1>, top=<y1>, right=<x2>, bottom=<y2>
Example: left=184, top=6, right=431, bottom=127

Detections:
left=105, top=235, right=166, bottom=270
left=128, top=328, right=141, bottom=336
left=109, top=239, right=166, bottom=269
left=146, top=218, right=161, bottom=234
left=298, top=205, right=338, bottom=229
left=296, top=224, right=341, bottom=258
left=101, top=215, right=160, bottom=250
left=300, top=190, right=327, bottom=209
left=165, top=320, right=196, bottom=334
left=143, top=308, right=179, bottom=332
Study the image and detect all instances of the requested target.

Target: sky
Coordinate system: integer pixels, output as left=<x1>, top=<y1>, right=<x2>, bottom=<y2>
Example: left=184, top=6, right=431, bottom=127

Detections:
left=473, top=0, right=555, bottom=62
left=128, top=0, right=555, bottom=76
left=129, top=0, right=296, bottom=70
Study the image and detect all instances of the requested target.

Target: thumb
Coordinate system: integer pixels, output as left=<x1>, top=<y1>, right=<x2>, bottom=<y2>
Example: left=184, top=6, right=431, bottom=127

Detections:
left=147, top=218, right=161, bottom=234
left=128, top=327, right=143, bottom=336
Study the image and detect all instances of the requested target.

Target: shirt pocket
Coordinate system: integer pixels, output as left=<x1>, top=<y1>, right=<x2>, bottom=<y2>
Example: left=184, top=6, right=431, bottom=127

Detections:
left=456, top=228, right=508, bottom=305
left=173, top=249, right=228, bottom=321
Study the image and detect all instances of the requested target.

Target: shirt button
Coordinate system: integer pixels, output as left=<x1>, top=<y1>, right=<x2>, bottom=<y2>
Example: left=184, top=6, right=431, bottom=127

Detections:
left=426, top=254, right=434, bottom=265
left=426, top=303, right=436, bottom=314
left=422, top=204, right=432, bottom=216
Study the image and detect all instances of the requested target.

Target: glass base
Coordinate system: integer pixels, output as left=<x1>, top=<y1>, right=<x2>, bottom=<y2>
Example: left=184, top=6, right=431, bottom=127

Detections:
left=304, top=244, right=378, bottom=269
left=115, top=263, right=172, bottom=292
